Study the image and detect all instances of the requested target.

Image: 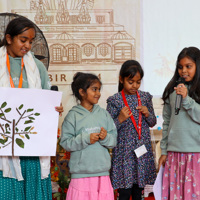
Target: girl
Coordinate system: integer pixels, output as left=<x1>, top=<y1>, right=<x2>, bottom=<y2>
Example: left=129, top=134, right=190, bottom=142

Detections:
left=159, top=47, right=200, bottom=199
left=0, top=16, right=63, bottom=199
left=60, top=72, right=117, bottom=200
left=107, top=60, right=157, bottom=200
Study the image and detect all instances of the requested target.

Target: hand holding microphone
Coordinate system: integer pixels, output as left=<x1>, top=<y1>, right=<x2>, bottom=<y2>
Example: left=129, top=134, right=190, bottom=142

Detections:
left=174, top=77, right=187, bottom=115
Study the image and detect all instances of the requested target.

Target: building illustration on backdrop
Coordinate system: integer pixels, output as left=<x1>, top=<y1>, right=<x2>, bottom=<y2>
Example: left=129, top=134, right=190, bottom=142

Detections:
left=12, top=0, right=135, bottom=65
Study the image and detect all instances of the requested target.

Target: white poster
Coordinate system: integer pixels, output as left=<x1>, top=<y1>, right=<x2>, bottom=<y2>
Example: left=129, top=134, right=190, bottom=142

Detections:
left=0, top=87, right=62, bottom=156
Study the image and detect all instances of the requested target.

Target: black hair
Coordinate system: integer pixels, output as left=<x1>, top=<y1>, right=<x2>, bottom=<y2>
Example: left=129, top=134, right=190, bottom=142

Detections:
left=162, top=47, right=200, bottom=104
left=71, top=72, right=102, bottom=101
left=118, top=60, right=144, bottom=92
left=0, top=16, right=36, bottom=47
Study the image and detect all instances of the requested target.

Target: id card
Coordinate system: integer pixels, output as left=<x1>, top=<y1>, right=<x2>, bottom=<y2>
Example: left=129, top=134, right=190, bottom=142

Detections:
left=134, top=144, right=147, bottom=158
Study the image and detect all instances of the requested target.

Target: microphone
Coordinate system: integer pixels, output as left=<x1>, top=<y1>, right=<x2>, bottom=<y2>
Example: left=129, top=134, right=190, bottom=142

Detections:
left=175, top=77, right=185, bottom=115
left=51, top=85, right=58, bottom=91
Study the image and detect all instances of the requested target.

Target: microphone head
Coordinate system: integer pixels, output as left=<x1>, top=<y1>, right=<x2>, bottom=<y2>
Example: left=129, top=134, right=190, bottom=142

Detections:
left=176, top=77, right=185, bottom=85
left=51, top=85, right=58, bottom=91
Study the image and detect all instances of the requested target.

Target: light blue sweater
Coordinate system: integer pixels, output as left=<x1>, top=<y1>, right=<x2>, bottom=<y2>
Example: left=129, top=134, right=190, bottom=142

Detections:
left=9, top=54, right=50, bottom=89
left=161, top=90, right=200, bottom=155
left=60, top=104, right=117, bottom=179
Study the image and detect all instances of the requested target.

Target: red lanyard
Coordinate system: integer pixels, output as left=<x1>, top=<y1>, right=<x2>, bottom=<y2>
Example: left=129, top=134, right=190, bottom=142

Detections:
left=6, top=53, right=24, bottom=88
left=121, top=89, right=142, bottom=139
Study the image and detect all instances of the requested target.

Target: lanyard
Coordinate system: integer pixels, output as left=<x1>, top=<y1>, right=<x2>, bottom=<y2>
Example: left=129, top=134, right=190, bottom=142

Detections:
left=121, top=89, right=142, bottom=139
left=6, top=54, right=24, bottom=88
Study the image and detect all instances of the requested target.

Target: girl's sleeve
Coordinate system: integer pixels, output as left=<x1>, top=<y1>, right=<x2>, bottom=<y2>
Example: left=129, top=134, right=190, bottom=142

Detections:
left=99, top=110, right=117, bottom=149
left=182, top=95, right=200, bottom=124
left=106, top=97, right=125, bottom=130
left=60, top=114, right=91, bottom=152
left=160, top=101, right=171, bottom=155
left=34, top=57, right=51, bottom=90
left=144, top=93, right=157, bottom=127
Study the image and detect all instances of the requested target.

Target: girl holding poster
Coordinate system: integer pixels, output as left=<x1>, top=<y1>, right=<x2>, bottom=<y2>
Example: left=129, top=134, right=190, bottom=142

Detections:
left=0, top=16, right=63, bottom=199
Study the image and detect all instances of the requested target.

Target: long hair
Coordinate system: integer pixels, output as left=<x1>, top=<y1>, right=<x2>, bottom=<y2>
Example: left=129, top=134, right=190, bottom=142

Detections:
left=118, top=60, right=144, bottom=92
left=162, top=47, right=200, bottom=104
left=0, top=16, right=36, bottom=47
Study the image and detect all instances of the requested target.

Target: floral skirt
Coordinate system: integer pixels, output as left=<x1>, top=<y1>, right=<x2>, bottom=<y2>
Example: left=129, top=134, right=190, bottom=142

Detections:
left=162, top=152, right=200, bottom=200
left=66, top=176, right=114, bottom=200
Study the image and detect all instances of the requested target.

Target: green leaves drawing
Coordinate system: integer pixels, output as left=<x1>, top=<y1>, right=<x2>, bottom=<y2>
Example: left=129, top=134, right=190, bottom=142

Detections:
left=24, top=120, right=33, bottom=124
left=0, top=137, right=8, bottom=144
left=1, top=102, right=7, bottom=108
left=27, top=109, right=34, bottom=112
left=4, top=108, right=11, bottom=113
left=18, top=104, right=23, bottom=110
left=0, top=102, right=11, bottom=120
left=0, top=101, right=41, bottom=152
left=24, top=126, right=31, bottom=132
left=16, top=138, right=24, bottom=148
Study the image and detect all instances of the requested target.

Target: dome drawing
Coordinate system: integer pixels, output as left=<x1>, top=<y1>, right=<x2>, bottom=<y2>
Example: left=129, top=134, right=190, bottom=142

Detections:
left=56, top=32, right=73, bottom=40
left=111, top=31, right=133, bottom=40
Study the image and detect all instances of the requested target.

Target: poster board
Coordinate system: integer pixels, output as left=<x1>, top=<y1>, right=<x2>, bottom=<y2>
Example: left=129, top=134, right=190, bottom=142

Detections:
left=0, top=87, right=62, bottom=156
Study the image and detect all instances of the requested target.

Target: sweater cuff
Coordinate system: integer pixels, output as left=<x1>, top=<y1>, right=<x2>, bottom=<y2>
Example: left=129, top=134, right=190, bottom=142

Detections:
left=182, top=95, right=190, bottom=106
left=161, top=149, right=168, bottom=155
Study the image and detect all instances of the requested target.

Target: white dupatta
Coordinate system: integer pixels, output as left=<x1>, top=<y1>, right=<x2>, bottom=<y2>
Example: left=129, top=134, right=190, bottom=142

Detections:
left=0, top=46, right=50, bottom=180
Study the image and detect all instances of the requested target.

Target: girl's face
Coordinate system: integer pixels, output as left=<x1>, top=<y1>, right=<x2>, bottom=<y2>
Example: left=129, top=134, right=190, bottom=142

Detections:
left=80, top=81, right=101, bottom=108
left=6, top=27, right=35, bottom=58
left=178, top=57, right=196, bottom=82
left=120, top=71, right=141, bottom=95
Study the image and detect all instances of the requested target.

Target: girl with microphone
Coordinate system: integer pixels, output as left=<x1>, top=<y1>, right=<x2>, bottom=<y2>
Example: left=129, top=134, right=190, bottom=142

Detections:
left=159, top=47, right=200, bottom=199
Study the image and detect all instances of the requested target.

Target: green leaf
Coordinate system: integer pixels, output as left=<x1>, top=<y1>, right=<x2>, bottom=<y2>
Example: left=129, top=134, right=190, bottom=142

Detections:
left=0, top=113, right=4, bottom=117
left=24, top=126, right=31, bottom=131
left=28, top=117, right=35, bottom=120
left=0, top=139, right=5, bottom=144
left=27, top=109, right=34, bottom=112
left=34, top=113, right=40, bottom=116
left=0, top=137, right=8, bottom=144
left=15, top=138, right=24, bottom=148
left=4, top=108, right=11, bottom=113
left=1, top=102, right=7, bottom=108
left=25, top=134, right=30, bottom=139
left=19, top=104, right=23, bottom=110
left=15, top=127, right=19, bottom=132
left=24, top=120, right=33, bottom=124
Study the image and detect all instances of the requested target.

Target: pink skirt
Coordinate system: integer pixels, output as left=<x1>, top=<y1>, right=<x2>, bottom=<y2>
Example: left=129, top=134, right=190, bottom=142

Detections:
left=66, top=176, right=114, bottom=200
left=162, top=152, right=200, bottom=200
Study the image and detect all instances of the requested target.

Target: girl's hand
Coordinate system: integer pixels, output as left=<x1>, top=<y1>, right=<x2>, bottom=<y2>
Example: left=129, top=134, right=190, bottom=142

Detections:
left=174, top=83, right=187, bottom=99
left=99, top=127, right=107, bottom=140
left=118, top=106, right=132, bottom=123
left=136, top=106, right=149, bottom=118
left=90, top=133, right=100, bottom=144
left=55, top=103, right=64, bottom=116
left=158, top=155, right=167, bottom=170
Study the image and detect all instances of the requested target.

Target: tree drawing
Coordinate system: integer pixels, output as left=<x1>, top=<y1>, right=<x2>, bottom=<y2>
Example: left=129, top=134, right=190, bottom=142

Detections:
left=0, top=101, right=40, bottom=156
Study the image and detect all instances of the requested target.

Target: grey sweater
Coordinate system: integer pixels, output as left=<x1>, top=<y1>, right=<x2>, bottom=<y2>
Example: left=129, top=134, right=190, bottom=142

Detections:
left=161, top=90, right=200, bottom=155
left=60, top=104, right=117, bottom=179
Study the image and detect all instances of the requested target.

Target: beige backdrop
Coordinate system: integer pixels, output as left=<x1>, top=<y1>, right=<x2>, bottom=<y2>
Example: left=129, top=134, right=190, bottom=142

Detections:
left=0, top=0, right=142, bottom=128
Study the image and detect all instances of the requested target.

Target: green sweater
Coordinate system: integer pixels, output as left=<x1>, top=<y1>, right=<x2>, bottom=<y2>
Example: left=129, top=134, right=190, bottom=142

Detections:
left=161, top=90, right=200, bottom=155
left=9, top=54, right=50, bottom=89
left=60, top=104, right=117, bottom=179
